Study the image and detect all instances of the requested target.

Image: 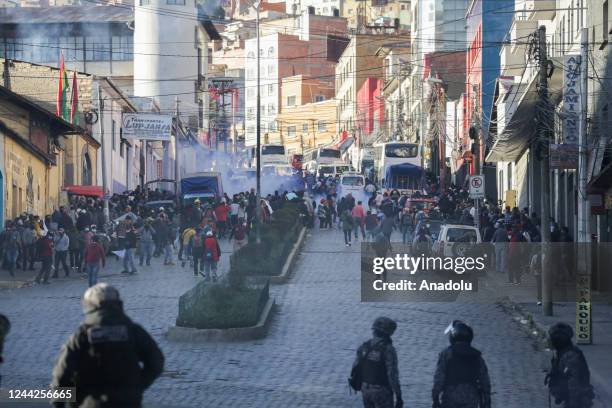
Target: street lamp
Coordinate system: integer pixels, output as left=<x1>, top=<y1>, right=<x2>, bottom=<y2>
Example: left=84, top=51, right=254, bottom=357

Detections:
left=253, top=1, right=262, bottom=243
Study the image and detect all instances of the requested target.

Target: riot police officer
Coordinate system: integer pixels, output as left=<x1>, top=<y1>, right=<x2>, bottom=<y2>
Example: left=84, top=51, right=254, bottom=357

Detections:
left=51, top=283, right=164, bottom=407
left=432, top=320, right=491, bottom=408
left=351, top=316, right=403, bottom=408
left=0, top=314, right=10, bottom=387
left=545, top=322, right=594, bottom=408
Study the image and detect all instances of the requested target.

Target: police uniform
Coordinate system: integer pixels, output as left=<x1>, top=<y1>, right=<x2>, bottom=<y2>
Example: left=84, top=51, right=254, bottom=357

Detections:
left=51, top=301, right=164, bottom=408
left=432, top=343, right=491, bottom=408
left=353, top=317, right=402, bottom=408
left=547, top=323, right=594, bottom=408
left=433, top=321, right=491, bottom=408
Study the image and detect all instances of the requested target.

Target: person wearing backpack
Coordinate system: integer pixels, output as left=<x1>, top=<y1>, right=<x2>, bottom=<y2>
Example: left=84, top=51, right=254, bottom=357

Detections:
left=341, top=209, right=355, bottom=247
left=203, top=230, right=221, bottom=282
left=432, top=320, right=491, bottom=408
left=190, top=228, right=205, bottom=277
left=545, top=322, right=594, bottom=408
left=349, top=316, right=403, bottom=408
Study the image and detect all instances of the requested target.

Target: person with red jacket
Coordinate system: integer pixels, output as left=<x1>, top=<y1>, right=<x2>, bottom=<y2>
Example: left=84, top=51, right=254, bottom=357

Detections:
left=214, top=200, right=230, bottom=239
left=83, top=236, right=106, bottom=287
left=34, top=231, right=54, bottom=284
left=203, top=231, right=221, bottom=282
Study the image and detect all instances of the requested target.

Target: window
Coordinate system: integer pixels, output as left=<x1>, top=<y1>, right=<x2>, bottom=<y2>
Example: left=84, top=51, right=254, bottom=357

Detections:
left=604, top=0, right=609, bottom=43
left=269, top=121, right=277, bottom=131
left=120, top=140, right=124, bottom=158
left=287, top=125, right=296, bottom=138
left=268, top=84, right=274, bottom=96
left=268, top=46, right=274, bottom=56
left=247, top=51, right=255, bottom=59
left=112, top=36, right=133, bottom=61
left=166, top=0, right=185, bottom=4
left=314, top=94, right=325, bottom=102
left=247, top=107, right=255, bottom=120
left=111, top=120, right=116, bottom=151
left=287, top=95, right=297, bottom=106
left=302, top=122, right=309, bottom=133
left=247, top=88, right=255, bottom=98
left=317, top=121, right=326, bottom=132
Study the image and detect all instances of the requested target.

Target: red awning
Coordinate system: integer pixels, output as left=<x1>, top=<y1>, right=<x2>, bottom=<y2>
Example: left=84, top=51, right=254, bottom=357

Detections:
left=63, top=185, right=104, bottom=197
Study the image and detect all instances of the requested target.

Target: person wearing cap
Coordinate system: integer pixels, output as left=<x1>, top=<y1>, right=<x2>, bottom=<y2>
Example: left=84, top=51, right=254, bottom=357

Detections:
left=350, top=316, right=402, bottom=408
left=53, top=227, right=71, bottom=278
left=51, top=283, right=164, bottom=407
left=202, top=230, right=221, bottom=282
left=432, top=320, right=491, bottom=408
left=545, top=322, right=594, bottom=408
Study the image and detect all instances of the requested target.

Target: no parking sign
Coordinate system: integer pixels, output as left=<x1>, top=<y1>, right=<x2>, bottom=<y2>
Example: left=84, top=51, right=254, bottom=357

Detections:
left=469, top=175, right=485, bottom=199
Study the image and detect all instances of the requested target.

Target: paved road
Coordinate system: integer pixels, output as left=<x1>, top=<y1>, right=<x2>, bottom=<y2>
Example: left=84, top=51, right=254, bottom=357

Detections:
left=1, top=228, right=551, bottom=407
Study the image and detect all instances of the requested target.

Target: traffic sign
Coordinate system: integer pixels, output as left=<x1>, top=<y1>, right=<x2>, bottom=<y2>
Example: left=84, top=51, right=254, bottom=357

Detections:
left=469, top=175, right=485, bottom=199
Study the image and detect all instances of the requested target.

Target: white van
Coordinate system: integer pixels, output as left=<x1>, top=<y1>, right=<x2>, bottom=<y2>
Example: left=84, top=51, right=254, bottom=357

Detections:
left=432, top=224, right=482, bottom=257
left=339, top=173, right=365, bottom=196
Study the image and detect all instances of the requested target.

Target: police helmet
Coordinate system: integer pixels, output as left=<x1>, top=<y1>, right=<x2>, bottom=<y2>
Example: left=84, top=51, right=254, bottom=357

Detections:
left=548, top=322, right=573, bottom=349
left=372, top=316, right=397, bottom=337
left=445, top=320, right=474, bottom=344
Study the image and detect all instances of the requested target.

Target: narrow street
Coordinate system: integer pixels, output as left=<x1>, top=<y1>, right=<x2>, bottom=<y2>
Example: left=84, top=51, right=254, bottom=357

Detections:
left=2, top=228, right=550, bottom=407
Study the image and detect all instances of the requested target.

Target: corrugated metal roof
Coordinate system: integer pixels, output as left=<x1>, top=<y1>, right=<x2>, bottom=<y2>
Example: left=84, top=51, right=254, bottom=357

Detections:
left=0, top=5, right=134, bottom=24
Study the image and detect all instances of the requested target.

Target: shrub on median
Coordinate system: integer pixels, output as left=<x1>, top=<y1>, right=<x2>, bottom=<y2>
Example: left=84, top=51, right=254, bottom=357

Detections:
left=176, top=281, right=270, bottom=329
left=228, top=203, right=303, bottom=287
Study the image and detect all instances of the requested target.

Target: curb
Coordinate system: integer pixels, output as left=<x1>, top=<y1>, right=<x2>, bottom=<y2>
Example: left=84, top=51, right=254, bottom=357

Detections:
left=166, top=297, right=276, bottom=342
left=269, top=227, right=307, bottom=284
left=497, top=297, right=612, bottom=408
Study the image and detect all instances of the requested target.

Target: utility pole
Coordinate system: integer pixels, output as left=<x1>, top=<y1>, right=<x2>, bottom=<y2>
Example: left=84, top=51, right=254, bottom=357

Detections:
left=537, top=25, right=553, bottom=316
left=97, top=82, right=109, bottom=224
left=255, top=1, right=262, bottom=243
left=175, top=97, right=180, bottom=199
left=576, top=27, right=592, bottom=344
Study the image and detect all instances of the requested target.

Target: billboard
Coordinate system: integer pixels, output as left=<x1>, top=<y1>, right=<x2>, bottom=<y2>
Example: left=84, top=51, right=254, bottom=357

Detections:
left=122, top=114, right=173, bottom=141
left=562, top=55, right=582, bottom=145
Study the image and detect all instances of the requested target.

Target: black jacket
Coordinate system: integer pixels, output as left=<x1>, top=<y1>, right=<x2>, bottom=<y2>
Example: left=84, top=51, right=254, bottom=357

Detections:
left=51, top=303, right=164, bottom=408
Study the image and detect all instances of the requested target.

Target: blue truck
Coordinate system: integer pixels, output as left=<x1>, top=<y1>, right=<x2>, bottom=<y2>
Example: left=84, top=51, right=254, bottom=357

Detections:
left=180, top=172, right=224, bottom=205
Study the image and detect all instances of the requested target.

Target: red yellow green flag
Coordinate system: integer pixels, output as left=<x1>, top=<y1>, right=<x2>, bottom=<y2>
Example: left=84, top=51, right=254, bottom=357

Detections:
left=56, top=52, right=69, bottom=121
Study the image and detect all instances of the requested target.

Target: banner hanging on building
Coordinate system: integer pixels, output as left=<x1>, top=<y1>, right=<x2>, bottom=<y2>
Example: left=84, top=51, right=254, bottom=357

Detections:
left=550, top=143, right=578, bottom=169
left=122, top=114, right=173, bottom=141
left=562, top=55, right=582, bottom=145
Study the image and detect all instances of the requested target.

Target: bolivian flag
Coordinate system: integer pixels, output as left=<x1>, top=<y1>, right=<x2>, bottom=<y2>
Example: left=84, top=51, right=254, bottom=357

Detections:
left=56, top=52, right=70, bottom=121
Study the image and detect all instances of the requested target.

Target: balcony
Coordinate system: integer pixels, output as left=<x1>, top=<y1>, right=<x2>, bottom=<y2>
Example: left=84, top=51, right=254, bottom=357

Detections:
left=499, top=19, right=537, bottom=76
left=521, top=0, right=556, bottom=21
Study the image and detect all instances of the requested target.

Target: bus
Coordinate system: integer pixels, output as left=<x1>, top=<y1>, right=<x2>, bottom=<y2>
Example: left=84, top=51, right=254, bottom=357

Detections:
left=374, top=142, right=420, bottom=184
left=251, top=144, right=286, bottom=166
left=308, top=147, right=341, bottom=164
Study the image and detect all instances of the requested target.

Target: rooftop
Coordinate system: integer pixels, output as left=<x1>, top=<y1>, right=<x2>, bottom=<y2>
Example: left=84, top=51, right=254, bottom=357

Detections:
left=0, top=5, right=133, bottom=24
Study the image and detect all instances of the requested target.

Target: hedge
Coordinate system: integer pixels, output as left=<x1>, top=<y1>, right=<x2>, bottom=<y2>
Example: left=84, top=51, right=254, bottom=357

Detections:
left=228, top=202, right=303, bottom=288
left=176, top=281, right=270, bottom=329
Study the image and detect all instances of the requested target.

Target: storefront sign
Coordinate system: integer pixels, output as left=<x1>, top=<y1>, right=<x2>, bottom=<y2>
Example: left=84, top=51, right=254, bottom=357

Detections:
left=562, top=55, right=582, bottom=145
left=122, top=114, right=173, bottom=141
left=576, top=273, right=592, bottom=344
left=550, top=144, right=578, bottom=169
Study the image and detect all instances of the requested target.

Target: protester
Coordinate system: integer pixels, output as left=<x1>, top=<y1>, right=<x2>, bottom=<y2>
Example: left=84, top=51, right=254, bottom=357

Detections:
left=352, top=200, right=366, bottom=240
left=53, top=228, right=70, bottom=278
left=34, top=231, right=54, bottom=284
left=138, top=219, right=156, bottom=267
left=122, top=225, right=138, bottom=275
left=202, top=230, right=221, bottom=282
left=83, top=236, right=106, bottom=287
left=341, top=209, right=354, bottom=247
